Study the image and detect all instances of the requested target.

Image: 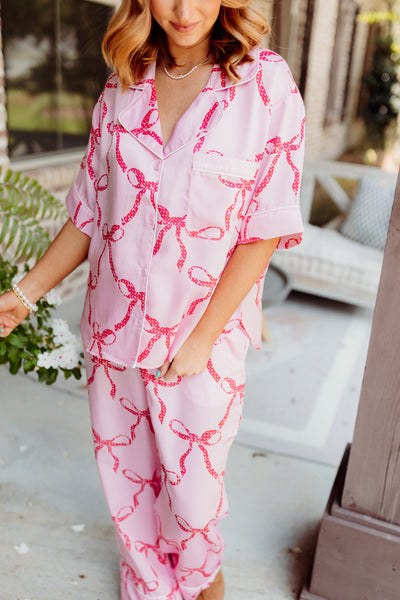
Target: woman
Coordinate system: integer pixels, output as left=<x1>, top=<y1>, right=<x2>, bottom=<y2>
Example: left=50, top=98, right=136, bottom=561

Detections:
left=0, top=1, right=305, bottom=598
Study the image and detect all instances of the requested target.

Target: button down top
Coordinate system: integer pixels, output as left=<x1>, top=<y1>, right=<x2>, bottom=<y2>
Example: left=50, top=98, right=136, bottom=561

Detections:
left=66, top=48, right=305, bottom=369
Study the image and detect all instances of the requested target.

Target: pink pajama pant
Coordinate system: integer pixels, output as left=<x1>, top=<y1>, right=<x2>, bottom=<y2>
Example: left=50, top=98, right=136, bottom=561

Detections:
left=85, top=326, right=249, bottom=600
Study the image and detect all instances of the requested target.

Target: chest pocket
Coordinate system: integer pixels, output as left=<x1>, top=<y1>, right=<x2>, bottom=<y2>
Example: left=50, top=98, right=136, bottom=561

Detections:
left=187, top=153, right=259, bottom=240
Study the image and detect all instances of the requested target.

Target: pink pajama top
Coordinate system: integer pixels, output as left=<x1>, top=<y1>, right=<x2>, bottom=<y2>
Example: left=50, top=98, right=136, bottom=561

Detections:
left=66, top=48, right=305, bottom=369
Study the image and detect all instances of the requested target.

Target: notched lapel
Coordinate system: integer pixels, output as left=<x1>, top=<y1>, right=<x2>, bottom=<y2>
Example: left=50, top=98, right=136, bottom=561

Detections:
left=118, top=74, right=164, bottom=159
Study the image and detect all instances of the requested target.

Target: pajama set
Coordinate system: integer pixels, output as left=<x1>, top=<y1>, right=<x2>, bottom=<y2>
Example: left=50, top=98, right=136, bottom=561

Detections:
left=66, top=47, right=305, bottom=600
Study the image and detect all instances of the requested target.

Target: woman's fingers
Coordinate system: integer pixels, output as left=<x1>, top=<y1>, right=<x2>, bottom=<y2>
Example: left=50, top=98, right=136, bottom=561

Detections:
left=156, top=360, right=171, bottom=380
left=163, top=360, right=181, bottom=382
left=161, top=357, right=205, bottom=382
left=0, top=323, right=9, bottom=337
left=157, top=333, right=213, bottom=382
left=0, top=317, right=17, bottom=337
left=0, top=317, right=19, bottom=337
left=0, top=291, right=30, bottom=337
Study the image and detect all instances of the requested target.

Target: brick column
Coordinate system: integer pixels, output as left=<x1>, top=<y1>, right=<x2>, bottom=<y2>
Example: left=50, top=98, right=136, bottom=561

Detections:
left=0, top=6, right=9, bottom=166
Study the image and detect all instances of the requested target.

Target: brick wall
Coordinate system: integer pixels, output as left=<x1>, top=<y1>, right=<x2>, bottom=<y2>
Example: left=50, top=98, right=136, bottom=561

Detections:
left=262, top=0, right=372, bottom=161
left=11, top=154, right=81, bottom=198
left=301, top=0, right=376, bottom=160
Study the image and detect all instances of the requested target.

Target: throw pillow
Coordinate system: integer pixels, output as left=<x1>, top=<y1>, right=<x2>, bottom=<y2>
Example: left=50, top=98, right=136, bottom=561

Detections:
left=340, top=176, right=395, bottom=250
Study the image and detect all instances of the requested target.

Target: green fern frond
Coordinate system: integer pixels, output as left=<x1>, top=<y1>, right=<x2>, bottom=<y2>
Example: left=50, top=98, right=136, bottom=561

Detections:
left=0, top=167, right=68, bottom=262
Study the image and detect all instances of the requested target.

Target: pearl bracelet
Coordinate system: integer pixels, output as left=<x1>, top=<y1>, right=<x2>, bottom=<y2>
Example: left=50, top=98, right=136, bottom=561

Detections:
left=11, top=279, right=38, bottom=314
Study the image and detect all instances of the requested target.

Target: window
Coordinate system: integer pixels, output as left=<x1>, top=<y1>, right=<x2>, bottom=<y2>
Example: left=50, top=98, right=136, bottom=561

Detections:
left=2, top=0, right=114, bottom=158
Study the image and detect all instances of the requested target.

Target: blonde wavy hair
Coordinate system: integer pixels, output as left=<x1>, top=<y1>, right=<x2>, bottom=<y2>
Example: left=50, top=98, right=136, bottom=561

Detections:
left=102, top=1, right=270, bottom=88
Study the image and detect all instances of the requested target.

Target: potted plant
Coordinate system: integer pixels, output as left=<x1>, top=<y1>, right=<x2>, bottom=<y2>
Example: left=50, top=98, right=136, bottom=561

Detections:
left=0, top=167, right=83, bottom=385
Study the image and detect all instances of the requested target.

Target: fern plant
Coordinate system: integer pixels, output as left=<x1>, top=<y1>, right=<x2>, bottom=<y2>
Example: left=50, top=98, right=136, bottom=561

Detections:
left=0, top=166, right=68, bottom=262
left=0, top=168, right=83, bottom=384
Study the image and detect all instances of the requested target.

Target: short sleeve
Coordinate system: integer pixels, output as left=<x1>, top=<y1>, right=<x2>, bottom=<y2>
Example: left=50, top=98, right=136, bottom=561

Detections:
left=238, top=67, right=305, bottom=250
left=65, top=87, right=107, bottom=238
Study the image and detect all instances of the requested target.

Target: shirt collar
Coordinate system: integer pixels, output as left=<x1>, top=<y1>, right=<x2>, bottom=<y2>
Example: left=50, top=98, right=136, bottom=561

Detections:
left=120, top=48, right=259, bottom=157
left=208, top=47, right=259, bottom=92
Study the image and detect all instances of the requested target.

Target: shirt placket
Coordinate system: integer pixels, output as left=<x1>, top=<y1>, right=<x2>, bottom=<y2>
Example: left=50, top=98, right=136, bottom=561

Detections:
left=132, top=156, right=164, bottom=365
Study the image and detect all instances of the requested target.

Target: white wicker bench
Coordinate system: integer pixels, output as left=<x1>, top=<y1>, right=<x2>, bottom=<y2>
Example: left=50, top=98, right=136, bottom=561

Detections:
left=271, top=160, right=397, bottom=308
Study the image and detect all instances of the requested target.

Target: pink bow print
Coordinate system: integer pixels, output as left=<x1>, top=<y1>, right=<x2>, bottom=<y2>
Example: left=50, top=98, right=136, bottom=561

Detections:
left=115, top=278, right=146, bottom=331
left=93, top=428, right=131, bottom=473
left=169, top=419, right=222, bottom=480
left=123, top=468, right=161, bottom=507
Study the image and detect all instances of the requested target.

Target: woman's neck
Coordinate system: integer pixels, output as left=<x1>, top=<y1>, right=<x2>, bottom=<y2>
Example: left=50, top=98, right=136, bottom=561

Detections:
left=167, top=39, right=211, bottom=70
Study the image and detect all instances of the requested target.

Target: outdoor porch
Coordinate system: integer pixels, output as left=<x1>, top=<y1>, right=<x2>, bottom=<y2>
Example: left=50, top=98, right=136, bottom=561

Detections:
left=0, top=287, right=372, bottom=599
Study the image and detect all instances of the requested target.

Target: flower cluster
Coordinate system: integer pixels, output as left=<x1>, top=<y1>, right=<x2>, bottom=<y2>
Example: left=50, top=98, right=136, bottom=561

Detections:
left=0, top=258, right=83, bottom=385
left=37, top=319, right=82, bottom=370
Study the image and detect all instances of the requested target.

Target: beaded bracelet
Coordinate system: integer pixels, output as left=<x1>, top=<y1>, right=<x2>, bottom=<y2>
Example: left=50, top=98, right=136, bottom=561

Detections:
left=11, top=280, right=38, bottom=314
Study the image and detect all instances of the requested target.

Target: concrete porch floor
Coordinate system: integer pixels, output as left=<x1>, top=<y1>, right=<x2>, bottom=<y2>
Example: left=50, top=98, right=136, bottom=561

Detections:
left=0, top=290, right=366, bottom=600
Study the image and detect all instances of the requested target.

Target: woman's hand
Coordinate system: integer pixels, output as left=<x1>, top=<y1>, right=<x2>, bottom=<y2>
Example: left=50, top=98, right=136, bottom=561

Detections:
left=157, top=238, right=280, bottom=383
left=158, top=330, right=214, bottom=382
left=0, top=219, right=91, bottom=340
left=0, top=291, right=30, bottom=337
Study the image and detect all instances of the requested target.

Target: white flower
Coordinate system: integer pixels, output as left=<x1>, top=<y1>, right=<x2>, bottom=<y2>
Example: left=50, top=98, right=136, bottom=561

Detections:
left=50, top=318, right=74, bottom=339
left=36, top=318, right=82, bottom=371
left=50, top=318, right=80, bottom=348
left=37, top=342, right=81, bottom=370
left=50, top=318, right=69, bottom=332
left=31, top=313, right=83, bottom=375
left=36, top=352, right=56, bottom=369
left=43, top=289, right=61, bottom=306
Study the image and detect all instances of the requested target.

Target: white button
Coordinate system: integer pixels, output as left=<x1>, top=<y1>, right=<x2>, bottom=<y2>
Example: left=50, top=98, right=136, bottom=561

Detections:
left=154, top=162, right=161, bottom=171
left=139, top=267, right=147, bottom=277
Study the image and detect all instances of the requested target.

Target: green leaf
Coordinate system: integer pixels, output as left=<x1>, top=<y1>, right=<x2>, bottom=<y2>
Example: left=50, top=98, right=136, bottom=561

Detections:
left=15, top=226, right=27, bottom=259
left=20, top=175, right=29, bottom=188
left=8, top=334, right=24, bottom=349
left=23, top=360, right=36, bottom=373
left=7, top=344, right=19, bottom=363
left=21, top=228, right=33, bottom=261
left=4, top=168, right=13, bottom=183
left=0, top=213, right=10, bottom=244
left=5, top=217, right=19, bottom=250
left=46, top=368, right=58, bottom=385
left=9, top=358, right=22, bottom=375
left=72, top=367, right=82, bottom=380
left=37, top=369, right=48, bottom=382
